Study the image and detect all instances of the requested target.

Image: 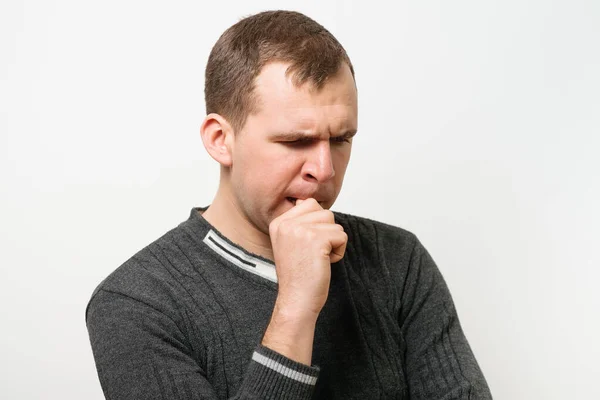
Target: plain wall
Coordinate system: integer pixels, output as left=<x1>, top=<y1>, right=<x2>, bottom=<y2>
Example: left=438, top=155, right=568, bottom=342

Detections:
left=1, top=0, right=598, bottom=399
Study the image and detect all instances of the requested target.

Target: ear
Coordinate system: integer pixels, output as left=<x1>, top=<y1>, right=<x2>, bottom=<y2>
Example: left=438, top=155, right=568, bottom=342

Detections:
left=200, top=113, right=235, bottom=167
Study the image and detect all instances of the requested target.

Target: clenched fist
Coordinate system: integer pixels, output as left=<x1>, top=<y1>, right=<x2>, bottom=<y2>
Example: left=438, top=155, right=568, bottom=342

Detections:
left=269, top=198, right=348, bottom=317
left=262, top=198, right=348, bottom=365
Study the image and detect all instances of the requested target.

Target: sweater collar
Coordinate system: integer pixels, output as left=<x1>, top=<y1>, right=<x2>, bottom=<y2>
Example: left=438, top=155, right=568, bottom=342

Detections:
left=187, top=207, right=278, bottom=283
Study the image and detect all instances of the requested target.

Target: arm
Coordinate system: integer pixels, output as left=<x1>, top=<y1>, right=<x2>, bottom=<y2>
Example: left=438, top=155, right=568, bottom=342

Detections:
left=399, top=238, right=493, bottom=400
left=262, top=198, right=347, bottom=368
left=86, top=288, right=319, bottom=400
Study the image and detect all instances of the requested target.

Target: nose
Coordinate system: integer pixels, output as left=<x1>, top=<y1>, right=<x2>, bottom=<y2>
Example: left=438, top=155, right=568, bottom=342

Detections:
left=302, top=140, right=335, bottom=183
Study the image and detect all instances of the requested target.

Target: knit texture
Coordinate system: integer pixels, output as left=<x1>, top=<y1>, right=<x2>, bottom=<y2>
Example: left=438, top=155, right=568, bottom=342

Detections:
left=86, top=207, right=492, bottom=399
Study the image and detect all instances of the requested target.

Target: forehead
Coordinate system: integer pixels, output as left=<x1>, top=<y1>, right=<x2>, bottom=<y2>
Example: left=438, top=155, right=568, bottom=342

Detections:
left=250, top=62, right=358, bottom=133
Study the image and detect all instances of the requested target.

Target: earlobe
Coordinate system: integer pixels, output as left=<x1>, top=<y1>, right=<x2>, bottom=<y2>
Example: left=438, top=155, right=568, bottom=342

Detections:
left=200, top=113, right=234, bottom=167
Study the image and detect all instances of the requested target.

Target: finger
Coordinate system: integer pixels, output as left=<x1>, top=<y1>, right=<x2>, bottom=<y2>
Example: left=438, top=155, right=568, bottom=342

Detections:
left=293, top=198, right=322, bottom=212
left=271, top=198, right=324, bottom=231
left=292, top=209, right=336, bottom=226
left=308, top=223, right=345, bottom=233
left=280, top=198, right=322, bottom=219
left=328, top=230, right=348, bottom=264
left=309, top=224, right=347, bottom=260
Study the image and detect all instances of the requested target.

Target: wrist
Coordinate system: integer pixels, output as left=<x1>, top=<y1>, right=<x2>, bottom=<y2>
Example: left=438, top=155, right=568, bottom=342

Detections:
left=261, top=302, right=318, bottom=365
left=272, top=299, right=321, bottom=323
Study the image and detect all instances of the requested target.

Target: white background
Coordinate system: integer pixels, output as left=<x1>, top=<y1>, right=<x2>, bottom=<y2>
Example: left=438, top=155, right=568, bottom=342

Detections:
left=1, top=1, right=599, bottom=399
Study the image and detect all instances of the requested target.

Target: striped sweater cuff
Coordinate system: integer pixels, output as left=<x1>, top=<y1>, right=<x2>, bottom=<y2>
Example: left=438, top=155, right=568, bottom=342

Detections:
left=237, top=344, right=320, bottom=399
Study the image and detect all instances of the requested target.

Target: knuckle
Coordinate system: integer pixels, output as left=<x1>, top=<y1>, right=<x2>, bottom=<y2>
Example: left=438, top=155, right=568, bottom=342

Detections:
left=317, top=209, right=334, bottom=222
left=305, top=198, right=320, bottom=209
left=325, top=210, right=334, bottom=222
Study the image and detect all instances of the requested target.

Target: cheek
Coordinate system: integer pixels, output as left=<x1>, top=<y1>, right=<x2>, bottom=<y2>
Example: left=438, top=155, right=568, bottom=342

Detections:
left=257, top=147, right=303, bottom=177
left=235, top=151, right=297, bottom=196
left=333, top=149, right=351, bottom=174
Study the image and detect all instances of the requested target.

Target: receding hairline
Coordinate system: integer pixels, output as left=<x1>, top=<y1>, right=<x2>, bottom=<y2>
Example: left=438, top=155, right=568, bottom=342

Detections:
left=243, top=60, right=356, bottom=124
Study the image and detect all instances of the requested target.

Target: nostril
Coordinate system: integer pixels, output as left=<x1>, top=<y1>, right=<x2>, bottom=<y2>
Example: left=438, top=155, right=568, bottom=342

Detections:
left=304, top=173, right=318, bottom=182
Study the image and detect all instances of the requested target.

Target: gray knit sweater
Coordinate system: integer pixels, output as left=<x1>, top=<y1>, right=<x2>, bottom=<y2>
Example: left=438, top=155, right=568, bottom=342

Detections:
left=86, top=207, right=492, bottom=399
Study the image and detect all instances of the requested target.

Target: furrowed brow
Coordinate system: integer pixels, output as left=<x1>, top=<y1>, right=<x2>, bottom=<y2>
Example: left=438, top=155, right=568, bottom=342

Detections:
left=334, top=130, right=358, bottom=139
left=271, top=130, right=357, bottom=141
left=270, top=131, right=318, bottom=141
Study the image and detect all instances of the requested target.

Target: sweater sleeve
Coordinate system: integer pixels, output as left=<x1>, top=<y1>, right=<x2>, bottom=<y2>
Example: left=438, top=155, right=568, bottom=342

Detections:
left=85, top=288, right=319, bottom=400
left=398, top=238, right=493, bottom=400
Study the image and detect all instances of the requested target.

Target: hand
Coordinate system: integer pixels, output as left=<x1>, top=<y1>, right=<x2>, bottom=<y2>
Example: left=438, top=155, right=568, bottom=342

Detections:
left=268, top=198, right=348, bottom=318
left=262, top=198, right=348, bottom=364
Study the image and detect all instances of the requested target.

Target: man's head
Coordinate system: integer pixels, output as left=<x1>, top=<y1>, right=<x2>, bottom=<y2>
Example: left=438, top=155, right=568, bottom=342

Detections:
left=201, top=11, right=357, bottom=235
left=204, top=10, right=355, bottom=133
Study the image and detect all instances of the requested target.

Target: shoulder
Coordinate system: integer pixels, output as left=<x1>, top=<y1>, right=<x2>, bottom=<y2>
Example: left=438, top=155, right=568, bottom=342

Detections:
left=85, top=223, right=193, bottom=320
left=333, top=210, right=421, bottom=257
left=331, top=210, right=434, bottom=291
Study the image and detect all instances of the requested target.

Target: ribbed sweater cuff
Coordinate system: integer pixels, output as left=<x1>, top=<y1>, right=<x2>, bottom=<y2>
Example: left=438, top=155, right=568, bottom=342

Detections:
left=237, top=344, right=320, bottom=399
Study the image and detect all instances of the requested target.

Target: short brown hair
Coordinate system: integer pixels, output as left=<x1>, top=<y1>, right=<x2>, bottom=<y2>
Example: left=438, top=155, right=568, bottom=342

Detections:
left=204, top=10, right=355, bottom=132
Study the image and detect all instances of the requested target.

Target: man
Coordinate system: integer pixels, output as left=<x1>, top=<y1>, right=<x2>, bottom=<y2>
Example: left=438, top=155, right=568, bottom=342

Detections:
left=86, top=10, right=492, bottom=400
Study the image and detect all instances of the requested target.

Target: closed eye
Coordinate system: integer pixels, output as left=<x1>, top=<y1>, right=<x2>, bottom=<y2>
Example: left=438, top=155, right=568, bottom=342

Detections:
left=285, top=138, right=313, bottom=145
left=331, top=136, right=352, bottom=144
left=284, top=137, right=350, bottom=146
left=273, top=130, right=356, bottom=145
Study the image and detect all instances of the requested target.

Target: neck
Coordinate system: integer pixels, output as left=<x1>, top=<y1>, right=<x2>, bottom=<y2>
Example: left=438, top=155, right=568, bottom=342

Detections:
left=201, top=186, right=275, bottom=261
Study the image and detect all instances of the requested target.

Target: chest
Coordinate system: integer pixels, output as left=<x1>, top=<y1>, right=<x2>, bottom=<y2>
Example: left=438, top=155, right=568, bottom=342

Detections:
left=195, top=261, right=408, bottom=399
left=310, top=267, right=408, bottom=399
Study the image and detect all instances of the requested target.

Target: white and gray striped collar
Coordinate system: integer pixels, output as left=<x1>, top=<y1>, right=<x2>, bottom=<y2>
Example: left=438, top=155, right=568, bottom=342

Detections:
left=202, top=229, right=278, bottom=283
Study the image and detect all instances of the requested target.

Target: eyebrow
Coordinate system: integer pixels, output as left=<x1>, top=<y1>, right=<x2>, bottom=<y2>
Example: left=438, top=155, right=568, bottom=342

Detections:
left=271, top=130, right=358, bottom=141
